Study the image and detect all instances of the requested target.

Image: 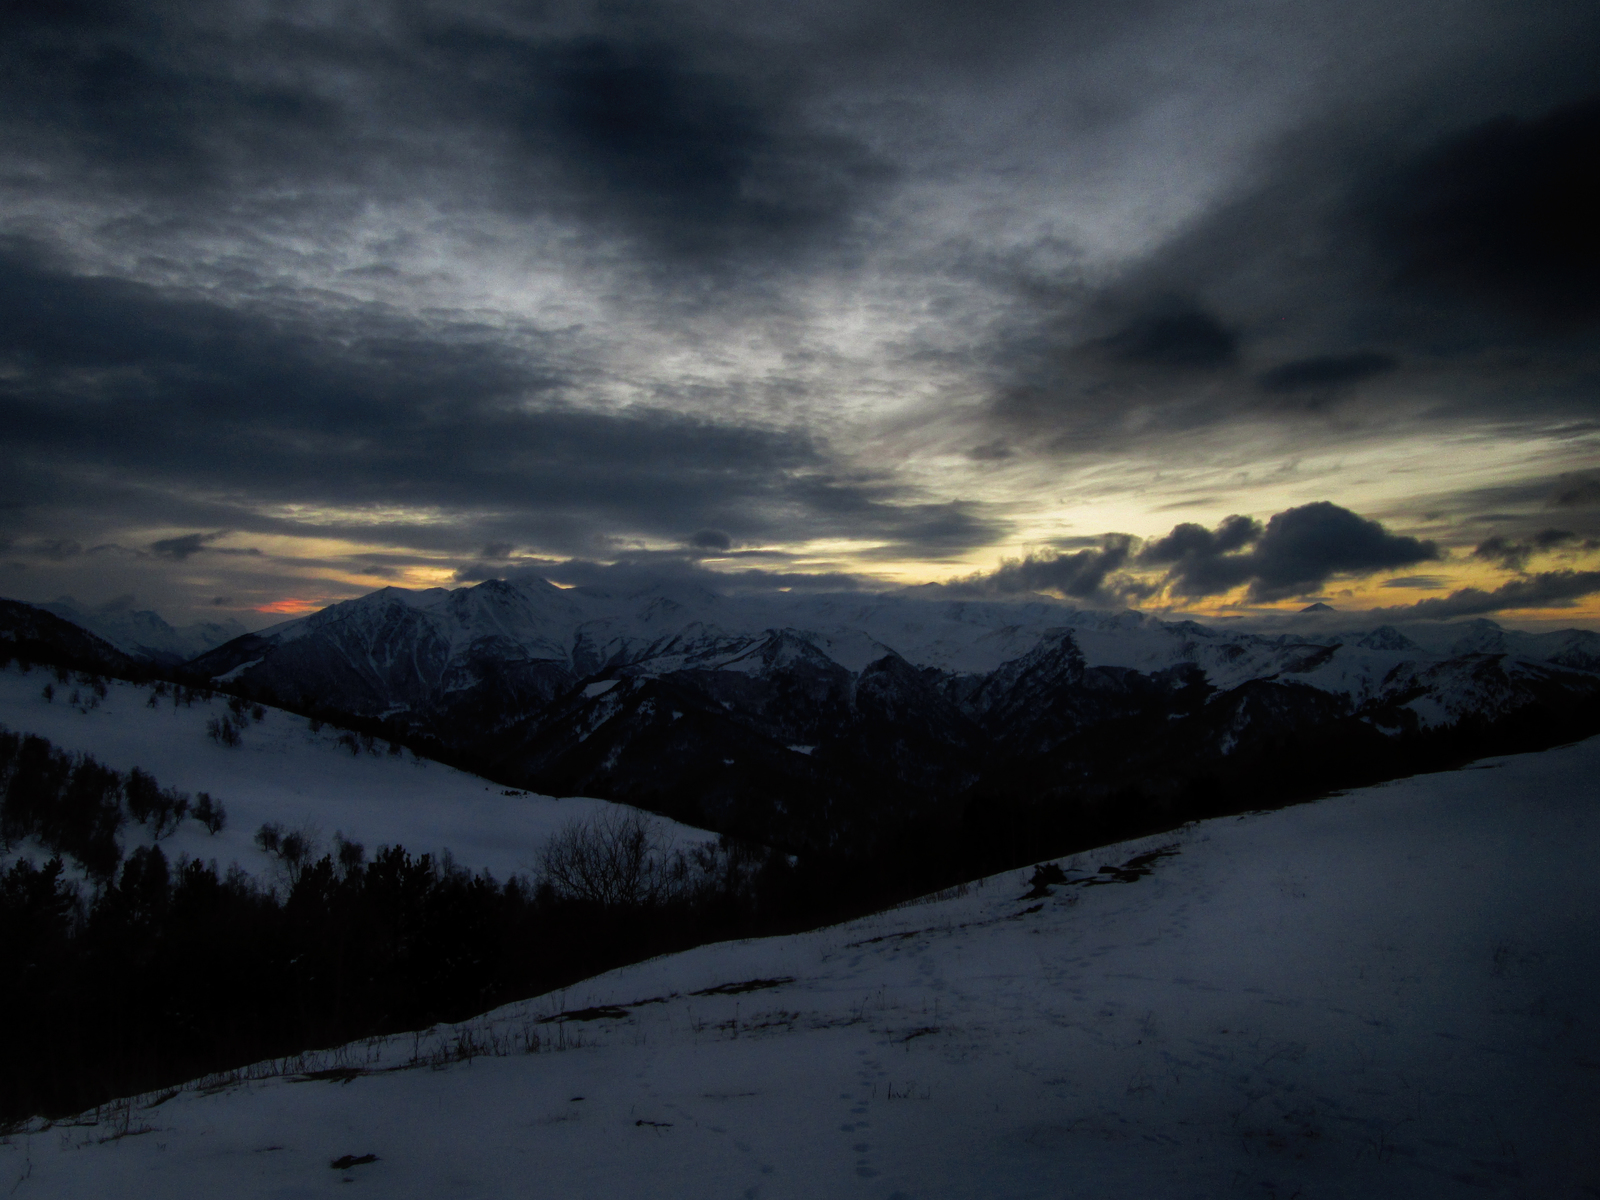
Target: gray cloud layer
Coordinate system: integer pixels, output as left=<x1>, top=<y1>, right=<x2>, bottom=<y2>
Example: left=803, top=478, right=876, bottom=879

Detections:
left=0, top=0, right=1596, bottom=621
left=942, top=503, right=1442, bottom=608
left=0, top=238, right=1006, bottom=565
left=1370, top=571, right=1600, bottom=621
left=985, top=25, right=1600, bottom=450
left=1139, top=504, right=1439, bottom=602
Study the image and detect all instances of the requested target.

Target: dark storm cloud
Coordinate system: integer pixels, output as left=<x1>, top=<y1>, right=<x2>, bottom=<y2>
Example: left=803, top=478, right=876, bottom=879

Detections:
left=147, top=530, right=264, bottom=561
left=148, top=534, right=213, bottom=562
left=26, top=539, right=84, bottom=561
left=953, top=535, right=1139, bottom=603
left=778, top=477, right=1010, bottom=560
left=1096, top=301, right=1238, bottom=370
left=6, top=0, right=1600, bottom=620
left=991, top=295, right=1244, bottom=441
left=1361, top=94, right=1600, bottom=323
left=1139, top=503, right=1438, bottom=601
left=1137, top=514, right=1261, bottom=596
left=1374, top=471, right=1600, bottom=554
left=1381, top=575, right=1449, bottom=590
left=854, top=503, right=1010, bottom=561
left=1257, top=352, right=1397, bottom=394
left=0, top=0, right=346, bottom=196
left=1371, top=571, right=1600, bottom=620
left=0, top=239, right=1003, bottom=562
left=983, top=28, right=1600, bottom=449
left=1553, top=477, right=1600, bottom=508
left=1243, top=505, right=1439, bottom=600
left=1472, top=530, right=1583, bottom=572
left=0, top=1, right=888, bottom=281
left=967, top=440, right=1015, bottom=462
left=451, top=33, right=888, bottom=265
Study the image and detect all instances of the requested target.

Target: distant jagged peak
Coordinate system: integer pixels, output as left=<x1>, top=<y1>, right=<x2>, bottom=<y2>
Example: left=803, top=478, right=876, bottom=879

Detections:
left=1355, top=625, right=1419, bottom=652
left=312, top=584, right=447, bottom=617
left=1159, top=617, right=1223, bottom=639
left=38, top=595, right=246, bottom=662
left=494, top=574, right=575, bottom=597
left=191, top=575, right=1600, bottom=712
left=758, top=626, right=849, bottom=666
left=45, top=594, right=179, bottom=635
left=1447, top=618, right=1509, bottom=657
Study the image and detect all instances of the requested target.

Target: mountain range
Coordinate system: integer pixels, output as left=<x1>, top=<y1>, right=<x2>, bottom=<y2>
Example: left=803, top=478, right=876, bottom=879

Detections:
left=115, top=578, right=1600, bottom=851
left=7, top=579, right=1599, bottom=852
left=3, top=579, right=1599, bottom=1175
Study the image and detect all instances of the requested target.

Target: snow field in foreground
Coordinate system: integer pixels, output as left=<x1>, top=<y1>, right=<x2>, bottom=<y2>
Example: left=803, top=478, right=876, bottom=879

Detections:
left=4, top=734, right=1597, bottom=1198
left=0, top=665, right=714, bottom=884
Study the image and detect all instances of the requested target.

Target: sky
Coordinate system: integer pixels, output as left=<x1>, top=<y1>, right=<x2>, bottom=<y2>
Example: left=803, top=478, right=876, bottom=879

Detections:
left=2, top=0, right=1598, bottom=630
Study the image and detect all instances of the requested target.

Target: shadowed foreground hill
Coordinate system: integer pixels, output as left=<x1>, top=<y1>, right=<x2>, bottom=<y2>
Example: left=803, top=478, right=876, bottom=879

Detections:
left=7, top=736, right=1597, bottom=1198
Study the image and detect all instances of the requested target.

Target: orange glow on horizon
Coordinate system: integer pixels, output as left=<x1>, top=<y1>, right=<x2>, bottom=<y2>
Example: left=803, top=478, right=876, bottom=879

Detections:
left=255, top=598, right=328, bottom=615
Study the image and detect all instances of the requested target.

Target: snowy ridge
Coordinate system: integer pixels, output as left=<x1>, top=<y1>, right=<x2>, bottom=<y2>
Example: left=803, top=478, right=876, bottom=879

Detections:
left=162, top=578, right=1600, bottom=845
left=7, top=736, right=1597, bottom=1197
left=202, top=577, right=1600, bottom=701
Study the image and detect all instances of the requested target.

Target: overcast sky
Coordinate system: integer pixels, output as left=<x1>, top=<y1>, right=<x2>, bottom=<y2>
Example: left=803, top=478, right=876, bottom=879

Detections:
left=2, top=0, right=1598, bottom=628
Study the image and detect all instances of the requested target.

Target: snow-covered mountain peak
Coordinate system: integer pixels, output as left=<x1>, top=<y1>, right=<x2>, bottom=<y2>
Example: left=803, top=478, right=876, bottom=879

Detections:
left=192, top=576, right=1600, bottom=700
left=1447, top=617, right=1510, bottom=656
left=1356, top=625, right=1418, bottom=652
left=39, top=597, right=247, bottom=664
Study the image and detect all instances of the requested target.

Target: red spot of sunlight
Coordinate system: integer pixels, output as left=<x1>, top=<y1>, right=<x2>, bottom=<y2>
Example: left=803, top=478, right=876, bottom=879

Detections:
left=255, top=598, right=326, bottom=615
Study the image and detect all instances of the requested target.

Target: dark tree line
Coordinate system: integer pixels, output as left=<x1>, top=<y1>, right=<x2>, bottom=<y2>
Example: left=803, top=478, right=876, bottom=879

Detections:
left=0, top=726, right=225, bottom=881
left=0, top=820, right=796, bottom=1125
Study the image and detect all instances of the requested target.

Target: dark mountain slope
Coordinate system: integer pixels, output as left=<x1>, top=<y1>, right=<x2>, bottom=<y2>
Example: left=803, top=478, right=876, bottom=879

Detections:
left=0, top=598, right=141, bottom=676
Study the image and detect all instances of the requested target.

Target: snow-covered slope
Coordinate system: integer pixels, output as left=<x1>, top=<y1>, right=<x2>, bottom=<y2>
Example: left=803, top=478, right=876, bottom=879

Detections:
left=9, top=737, right=1596, bottom=1198
left=0, top=665, right=712, bottom=884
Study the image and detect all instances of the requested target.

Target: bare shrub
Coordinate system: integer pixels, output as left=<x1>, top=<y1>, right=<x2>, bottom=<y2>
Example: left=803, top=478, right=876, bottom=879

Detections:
left=253, top=821, right=283, bottom=855
left=151, top=789, right=189, bottom=839
left=537, top=810, right=676, bottom=909
left=334, top=831, right=365, bottom=873
left=206, top=716, right=242, bottom=747
left=254, top=820, right=318, bottom=885
left=193, top=792, right=226, bottom=834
